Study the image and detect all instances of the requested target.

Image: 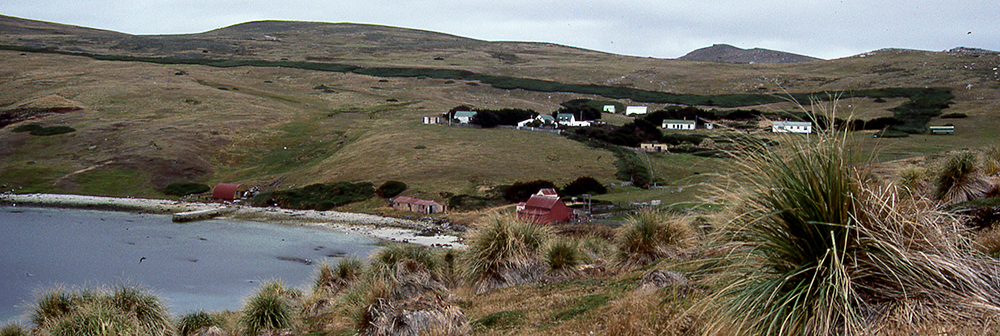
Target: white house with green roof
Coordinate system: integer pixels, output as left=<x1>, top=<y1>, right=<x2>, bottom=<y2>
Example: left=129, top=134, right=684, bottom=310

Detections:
left=662, top=119, right=696, bottom=130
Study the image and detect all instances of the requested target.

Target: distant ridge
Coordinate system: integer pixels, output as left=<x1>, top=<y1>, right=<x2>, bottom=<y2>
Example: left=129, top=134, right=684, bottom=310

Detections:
left=678, top=44, right=821, bottom=64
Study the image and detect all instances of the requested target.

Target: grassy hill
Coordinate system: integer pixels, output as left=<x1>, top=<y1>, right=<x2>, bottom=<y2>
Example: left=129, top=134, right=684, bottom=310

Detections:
left=1, top=15, right=999, bottom=206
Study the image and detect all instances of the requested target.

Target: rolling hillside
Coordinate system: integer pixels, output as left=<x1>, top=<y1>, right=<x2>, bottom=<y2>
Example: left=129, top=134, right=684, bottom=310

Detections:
left=1, top=14, right=999, bottom=204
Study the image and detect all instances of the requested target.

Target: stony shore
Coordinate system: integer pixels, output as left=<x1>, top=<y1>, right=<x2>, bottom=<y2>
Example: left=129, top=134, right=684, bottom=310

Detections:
left=0, top=193, right=464, bottom=248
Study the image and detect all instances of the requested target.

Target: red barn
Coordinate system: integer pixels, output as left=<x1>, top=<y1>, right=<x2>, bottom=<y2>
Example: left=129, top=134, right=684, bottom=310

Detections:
left=517, top=192, right=574, bottom=224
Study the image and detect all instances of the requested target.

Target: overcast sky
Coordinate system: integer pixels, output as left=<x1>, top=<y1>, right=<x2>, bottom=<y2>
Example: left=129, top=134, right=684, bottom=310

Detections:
left=3, top=0, right=997, bottom=60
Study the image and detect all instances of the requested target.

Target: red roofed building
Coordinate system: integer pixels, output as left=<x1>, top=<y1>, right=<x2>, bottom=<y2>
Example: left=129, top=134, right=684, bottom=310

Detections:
left=212, top=183, right=243, bottom=200
left=517, top=190, right=574, bottom=224
left=392, top=196, right=446, bottom=214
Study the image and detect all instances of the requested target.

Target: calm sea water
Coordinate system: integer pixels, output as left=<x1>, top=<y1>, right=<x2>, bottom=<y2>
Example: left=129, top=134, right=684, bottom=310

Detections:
left=0, top=206, right=382, bottom=323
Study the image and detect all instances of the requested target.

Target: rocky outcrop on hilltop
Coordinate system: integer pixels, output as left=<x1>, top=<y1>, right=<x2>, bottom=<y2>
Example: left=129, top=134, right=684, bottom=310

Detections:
left=678, top=44, right=821, bottom=64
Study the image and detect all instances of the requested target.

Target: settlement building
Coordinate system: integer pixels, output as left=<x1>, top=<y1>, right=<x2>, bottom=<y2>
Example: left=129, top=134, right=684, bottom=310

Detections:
left=662, top=119, right=697, bottom=130
left=423, top=116, right=444, bottom=124
left=772, top=121, right=813, bottom=134
left=640, top=143, right=670, bottom=153
left=625, top=106, right=648, bottom=115
left=516, top=189, right=574, bottom=223
left=392, top=196, right=446, bottom=214
left=453, top=111, right=477, bottom=124
left=603, top=105, right=617, bottom=113
left=929, top=125, right=955, bottom=135
left=556, top=113, right=592, bottom=127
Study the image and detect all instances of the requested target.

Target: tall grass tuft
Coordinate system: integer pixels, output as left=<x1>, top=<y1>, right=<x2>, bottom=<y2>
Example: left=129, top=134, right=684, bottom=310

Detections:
left=370, top=244, right=441, bottom=282
left=545, top=238, right=585, bottom=276
left=461, top=213, right=552, bottom=293
left=614, top=211, right=696, bottom=272
left=29, top=285, right=173, bottom=336
left=0, top=323, right=28, bottom=336
left=984, top=145, right=1000, bottom=176
left=314, top=257, right=365, bottom=294
left=177, top=311, right=221, bottom=336
left=704, top=121, right=1000, bottom=334
left=934, top=151, right=994, bottom=203
left=239, top=281, right=293, bottom=336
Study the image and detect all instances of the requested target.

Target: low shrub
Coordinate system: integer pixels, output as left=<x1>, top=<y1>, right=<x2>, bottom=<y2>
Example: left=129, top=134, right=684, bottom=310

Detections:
left=163, top=182, right=210, bottom=196
left=561, top=176, right=607, bottom=196
left=11, top=124, right=41, bottom=133
left=376, top=180, right=407, bottom=198
left=263, top=181, right=375, bottom=210
left=447, top=194, right=506, bottom=211
left=502, top=180, right=557, bottom=203
left=875, top=129, right=910, bottom=138
left=941, top=112, right=968, bottom=118
left=29, top=126, right=76, bottom=136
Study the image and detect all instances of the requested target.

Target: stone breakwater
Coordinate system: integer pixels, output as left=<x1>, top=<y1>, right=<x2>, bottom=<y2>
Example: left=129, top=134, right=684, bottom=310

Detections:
left=0, top=193, right=464, bottom=248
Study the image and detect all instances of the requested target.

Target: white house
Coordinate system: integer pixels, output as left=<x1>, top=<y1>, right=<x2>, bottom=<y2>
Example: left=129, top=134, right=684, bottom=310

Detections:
left=423, top=116, right=444, bottom=124
left=662, top=119, right=696, bottom=130
left=772, top=121, right=813, bottom=134
left=625, top=106, right=648, bottom=115
left=603, top=105, right=617, bottom=113
left=556, top=113, right=592, bottom=127
left=453, top=111, right=477, bottom=124
left=517, top=115, right=556, bottom=127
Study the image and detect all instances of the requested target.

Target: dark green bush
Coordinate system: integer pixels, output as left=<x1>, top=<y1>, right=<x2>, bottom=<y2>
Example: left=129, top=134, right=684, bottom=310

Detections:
left=447, top=194, right=506, bottom=211
left=561, top=176, right=607, bottom=196
left=940, top=112, right=968, bottom=119
left=875, top=129, right=910, bottom=138
left=163, top=182, right=211, bottom=196
left=11, top=124, right=41, bottom=132
left=376, top=180, right=407, bottom=198
left=29, top=126, right=76, bottom=136
left=502, top=180, right=558, bottom=203
left=262, top=182, right=375, bottom=210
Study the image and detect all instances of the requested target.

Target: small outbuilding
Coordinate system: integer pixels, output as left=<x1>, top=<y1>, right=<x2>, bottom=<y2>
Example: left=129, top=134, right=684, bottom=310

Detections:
left=423, top=116, right=444, bottom=124
left=929, top=125, right=955, bottom=135
left=625, top=106, right=648, bottom=115
left=212, top=183, right=245, bottom=200
left=392, top=196, right=446, bottom=214
left=640, top=143, right=670, bottom=153
left=603, top=105, right=617, bottom=113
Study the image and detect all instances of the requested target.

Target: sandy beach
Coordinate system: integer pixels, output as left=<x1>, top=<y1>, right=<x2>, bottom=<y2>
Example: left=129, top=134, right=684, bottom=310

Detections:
left=0, top=193, right=464, bottom=248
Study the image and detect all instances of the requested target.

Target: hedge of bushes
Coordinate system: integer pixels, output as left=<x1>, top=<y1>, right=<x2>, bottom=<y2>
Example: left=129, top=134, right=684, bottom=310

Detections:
left=252, top=182, right=375, bottom=210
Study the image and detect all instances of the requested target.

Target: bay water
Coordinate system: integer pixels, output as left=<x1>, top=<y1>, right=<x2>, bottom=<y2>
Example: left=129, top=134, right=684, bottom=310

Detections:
left=0, top=206, right=382, bottom=323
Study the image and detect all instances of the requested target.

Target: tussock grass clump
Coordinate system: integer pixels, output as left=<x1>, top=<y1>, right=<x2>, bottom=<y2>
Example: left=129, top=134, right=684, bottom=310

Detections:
left=0, top=323, right=28, bottom=336
left=239, top=281, right=295, bottom=336
left=28, top=285, right=172, bottom=336
left=614, top=211, right=696, bottom=272
left=704, top=127, right=1000, bottom=335
left=461, top=213, right=552, bottom=293
left=984, top=145, right=1000, bottom=176
left=176, top=311, right=221, bottom=336
left=314, top=257, right=365, bottom=295
left=370, top=244, right=442, bottom=283
left=898, top=166, right=927, bottom=198
left=934, top=151, right=994, bottom=203
left=545, top=238, right=585, bottom=276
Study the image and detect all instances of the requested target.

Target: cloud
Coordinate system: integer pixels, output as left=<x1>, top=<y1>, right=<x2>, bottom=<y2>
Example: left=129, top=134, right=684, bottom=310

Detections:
left=2, top=0, right=998, bottom=60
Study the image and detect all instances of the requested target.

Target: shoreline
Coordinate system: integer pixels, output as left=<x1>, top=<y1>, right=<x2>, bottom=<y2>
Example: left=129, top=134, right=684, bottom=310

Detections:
left=0, top=193, right=464, bottom=248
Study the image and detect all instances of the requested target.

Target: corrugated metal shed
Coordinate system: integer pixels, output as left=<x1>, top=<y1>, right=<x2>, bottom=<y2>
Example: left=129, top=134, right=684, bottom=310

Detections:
left=212, top=183, right=242, bottom=200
